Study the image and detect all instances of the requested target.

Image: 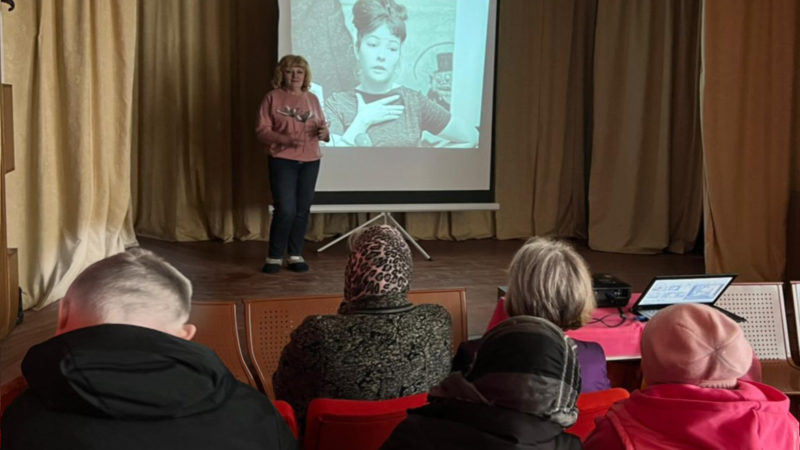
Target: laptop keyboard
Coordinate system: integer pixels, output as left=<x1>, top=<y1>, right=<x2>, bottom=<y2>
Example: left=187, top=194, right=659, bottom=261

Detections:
left=637, top=309, right=659, bottom=320
left=637, top=306, right=745, bottom=323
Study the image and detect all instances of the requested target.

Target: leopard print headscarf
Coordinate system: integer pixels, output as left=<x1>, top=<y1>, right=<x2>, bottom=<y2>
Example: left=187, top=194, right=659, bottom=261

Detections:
left=341, top=225, right=412, bottom=312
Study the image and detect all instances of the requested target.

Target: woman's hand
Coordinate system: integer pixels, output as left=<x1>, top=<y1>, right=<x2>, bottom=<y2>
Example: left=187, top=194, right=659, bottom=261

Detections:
left=353, top=93, right=404, bottom=127
left=280, top=132, right=303, bottom=148
left=437, top=117, right=479, bottom=148
left=315, top=120, right=330, bottom=142
left=340, top=93, right=403, bottom=145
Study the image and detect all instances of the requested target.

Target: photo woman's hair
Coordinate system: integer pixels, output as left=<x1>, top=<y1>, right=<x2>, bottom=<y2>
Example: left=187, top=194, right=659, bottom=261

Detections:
left=271, top=54, right=312, bottom=91
left=353, top=0, right=408, bottom=47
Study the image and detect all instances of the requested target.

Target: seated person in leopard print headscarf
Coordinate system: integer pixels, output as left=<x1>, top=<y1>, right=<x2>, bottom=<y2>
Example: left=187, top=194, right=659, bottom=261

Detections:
left=272, top=225, right=452, bottom=427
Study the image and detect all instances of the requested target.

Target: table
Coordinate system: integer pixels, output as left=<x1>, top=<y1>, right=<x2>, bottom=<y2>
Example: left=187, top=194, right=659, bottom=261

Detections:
left=488, top=294, right=645, bottom=360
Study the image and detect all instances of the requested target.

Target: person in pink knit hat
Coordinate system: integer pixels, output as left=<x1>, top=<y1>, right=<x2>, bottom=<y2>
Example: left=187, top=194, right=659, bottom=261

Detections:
left=584, top=303, right=799, bottom=450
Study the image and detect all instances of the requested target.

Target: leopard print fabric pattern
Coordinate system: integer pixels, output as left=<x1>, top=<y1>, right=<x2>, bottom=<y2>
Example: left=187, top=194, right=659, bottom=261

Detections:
left=342, top=225, right=412, bottom=309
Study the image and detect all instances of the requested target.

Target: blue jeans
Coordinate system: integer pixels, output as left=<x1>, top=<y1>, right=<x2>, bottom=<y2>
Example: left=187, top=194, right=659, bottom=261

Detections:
left=268, top=157, right=320, bottom=259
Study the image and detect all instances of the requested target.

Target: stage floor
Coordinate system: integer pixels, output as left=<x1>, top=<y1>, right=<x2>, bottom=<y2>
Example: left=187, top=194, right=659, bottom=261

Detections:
left=1, top=236, right=704, bottom=384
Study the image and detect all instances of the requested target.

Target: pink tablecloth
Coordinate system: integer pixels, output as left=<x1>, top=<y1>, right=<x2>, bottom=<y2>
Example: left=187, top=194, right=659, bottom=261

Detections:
left=487, top=294, right=644, bottom=359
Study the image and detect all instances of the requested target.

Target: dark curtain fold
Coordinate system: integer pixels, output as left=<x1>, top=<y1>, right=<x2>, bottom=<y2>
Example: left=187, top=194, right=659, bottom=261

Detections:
left=134, top=0, right=273, bottom=242
left=494, top=0, right=597, bottom=240
left=588, top=0, right=702, bottom=254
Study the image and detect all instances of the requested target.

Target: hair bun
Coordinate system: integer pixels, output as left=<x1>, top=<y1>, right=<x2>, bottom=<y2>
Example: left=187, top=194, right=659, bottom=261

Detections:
left=353, top=0, right=408, bottom=39
left=381, top=0, right=407, bottom=21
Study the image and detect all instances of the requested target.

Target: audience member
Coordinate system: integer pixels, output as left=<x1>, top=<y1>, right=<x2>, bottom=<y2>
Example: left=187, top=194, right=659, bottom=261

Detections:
left=382, top=316, right=582, bottom=449
left=584, top=303, right=799, bottom=449
left=1, top=249, right=296, bottom=450
left=453, top=237, right=610, bottom=392
left=273, top=225, right=452, bottom=426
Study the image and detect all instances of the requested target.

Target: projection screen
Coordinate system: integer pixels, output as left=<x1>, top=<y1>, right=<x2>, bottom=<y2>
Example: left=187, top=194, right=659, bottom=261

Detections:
left=277, top=0, right=498, bottom=204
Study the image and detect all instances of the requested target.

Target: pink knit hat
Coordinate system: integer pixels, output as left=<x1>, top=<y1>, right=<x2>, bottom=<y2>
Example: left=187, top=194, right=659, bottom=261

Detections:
left=641, top=303, right=753, bottom=388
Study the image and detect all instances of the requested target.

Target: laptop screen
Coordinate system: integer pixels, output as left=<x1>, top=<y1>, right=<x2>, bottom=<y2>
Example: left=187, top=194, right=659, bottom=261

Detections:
left=637, top=275, right=736, bottom=307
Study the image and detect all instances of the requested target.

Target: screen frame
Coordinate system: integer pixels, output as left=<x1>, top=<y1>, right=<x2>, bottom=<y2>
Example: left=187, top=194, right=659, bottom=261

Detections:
left=276, top=0, right=500, bottom=205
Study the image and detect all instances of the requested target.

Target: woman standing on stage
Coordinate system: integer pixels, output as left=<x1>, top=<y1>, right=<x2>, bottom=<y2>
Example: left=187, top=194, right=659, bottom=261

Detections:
left=256, top=55, right=329, bottom=273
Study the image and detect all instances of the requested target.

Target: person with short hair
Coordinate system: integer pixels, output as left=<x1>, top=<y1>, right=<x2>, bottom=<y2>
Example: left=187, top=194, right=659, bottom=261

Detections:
left=503, top=238, right=594, bottom=328
left=453, top=237, right=610, bottom=392
left=584, top=303, right=799, bottom=449
left=1, top=248, right=297, bottom=450
left=273, top=225, right=452, bottom=427
left=381, top=316, right=583, bottom=449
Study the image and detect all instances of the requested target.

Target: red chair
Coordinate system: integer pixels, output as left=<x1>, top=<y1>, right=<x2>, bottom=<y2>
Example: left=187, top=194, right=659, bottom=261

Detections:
left=566, top=388, right=629, bottom=441
left=1, top=375, right=28, bottom=442
left=1, top=375, right=28, bottom=418
left=272, top=400, right=299, bottom=438
left=486, top=297, right=509, bottom=331
left=303, top=393, right=429, bottom=450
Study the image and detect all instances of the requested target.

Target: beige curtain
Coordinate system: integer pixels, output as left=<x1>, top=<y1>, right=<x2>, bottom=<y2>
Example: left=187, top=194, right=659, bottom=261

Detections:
left=588, top=0, right=703, bottom=254
left=4, top=1, right=138, bottom=309
left=493, top=0, right=596, bottom=240
left=703, top=0, right=800, bottom=281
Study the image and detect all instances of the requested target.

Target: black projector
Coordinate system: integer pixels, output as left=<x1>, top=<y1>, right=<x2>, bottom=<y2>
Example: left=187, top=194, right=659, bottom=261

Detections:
left=592, top=273, right=632, bottom=308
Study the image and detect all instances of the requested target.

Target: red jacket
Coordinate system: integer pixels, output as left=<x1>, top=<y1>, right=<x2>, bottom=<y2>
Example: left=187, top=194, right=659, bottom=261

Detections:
left=584, top=381, right=799, bottom=450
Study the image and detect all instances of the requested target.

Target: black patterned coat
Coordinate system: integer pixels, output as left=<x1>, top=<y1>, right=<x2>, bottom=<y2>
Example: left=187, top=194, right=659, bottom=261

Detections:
left=272, top=296, right=452, bottom=426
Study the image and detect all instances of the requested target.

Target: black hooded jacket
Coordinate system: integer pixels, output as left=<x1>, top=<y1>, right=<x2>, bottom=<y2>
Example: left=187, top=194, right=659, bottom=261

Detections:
left=381, top=317, right=583, bottom=450
left=1, top=324, right=296, bottom=450
left=381, top=399, right=582, bottom=450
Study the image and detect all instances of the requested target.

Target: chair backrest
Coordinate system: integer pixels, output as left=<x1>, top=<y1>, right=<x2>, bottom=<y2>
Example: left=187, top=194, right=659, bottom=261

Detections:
left=792, top=281, right=800, bottom=364
left=273, top=400, right=299, bottom=439
left=245, top=294, right=342, bottom=398
left=565, top=388, right=629, bottom=441
left=189, top=301, right=258, bottom=388
left=303, top=393, right=428, bottom=450
left=245, top=289, right=467, bottom=398
left=716, top=282, right=790, bottom=361
left=1, top=375, right=28, bottom=419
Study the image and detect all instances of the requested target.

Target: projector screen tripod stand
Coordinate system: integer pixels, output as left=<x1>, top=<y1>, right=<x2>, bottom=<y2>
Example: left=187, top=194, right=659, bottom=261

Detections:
left=316, top=212, right=432, bottom=260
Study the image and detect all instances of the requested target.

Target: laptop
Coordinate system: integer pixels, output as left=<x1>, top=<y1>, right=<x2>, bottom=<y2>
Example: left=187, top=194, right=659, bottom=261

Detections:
left=631, top=274, right=745, bottom=322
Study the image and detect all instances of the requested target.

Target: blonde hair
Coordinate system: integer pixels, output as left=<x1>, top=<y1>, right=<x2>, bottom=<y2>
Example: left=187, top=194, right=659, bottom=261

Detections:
left=505, top=237, right=595, bottom=330
left=66, top=248, right=193, bottom=325
left=271, top=55, right=312, bottom=91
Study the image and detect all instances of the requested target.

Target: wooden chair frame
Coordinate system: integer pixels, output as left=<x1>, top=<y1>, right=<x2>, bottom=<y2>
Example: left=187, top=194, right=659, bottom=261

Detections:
left=189, top=300, right=258, bottom=388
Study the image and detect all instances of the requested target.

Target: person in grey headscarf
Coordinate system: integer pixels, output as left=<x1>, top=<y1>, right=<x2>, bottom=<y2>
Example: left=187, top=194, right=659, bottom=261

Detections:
left=382, top=316, right=582, bottom=450
left=272, top=225, right=452, bottom=429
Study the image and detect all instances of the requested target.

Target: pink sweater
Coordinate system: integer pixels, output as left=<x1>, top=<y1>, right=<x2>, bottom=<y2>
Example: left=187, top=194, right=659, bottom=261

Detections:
left=256, top=89, right=325, bottom=162
left=584, top=381, right=799, bottom=449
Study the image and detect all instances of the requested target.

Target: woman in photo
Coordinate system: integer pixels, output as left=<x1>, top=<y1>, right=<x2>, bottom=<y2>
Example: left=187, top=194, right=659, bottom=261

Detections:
left=325, top=0, right=478, bottom=148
